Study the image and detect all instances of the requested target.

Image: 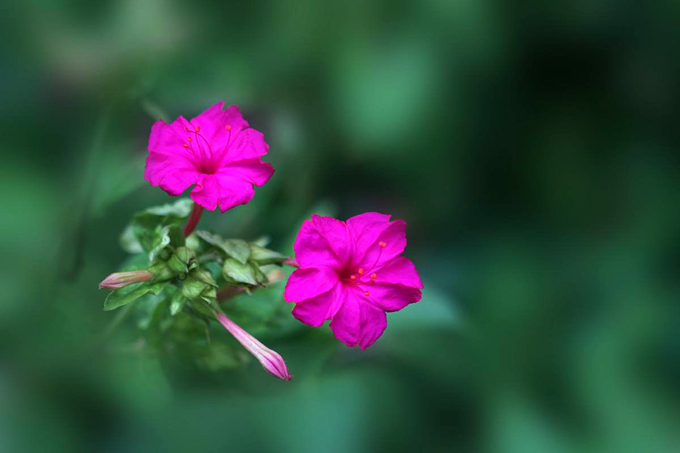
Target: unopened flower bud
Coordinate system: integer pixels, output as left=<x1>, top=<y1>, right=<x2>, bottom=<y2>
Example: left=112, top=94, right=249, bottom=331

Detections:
left=99, top=270, right=153, bottom=290
left=216, top=313, right=292, bottom=381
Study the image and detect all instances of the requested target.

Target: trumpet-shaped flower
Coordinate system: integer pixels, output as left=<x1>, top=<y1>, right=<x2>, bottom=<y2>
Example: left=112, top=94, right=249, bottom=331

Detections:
left=284, top=213, right=423, bottom=349
left=145, top=101, right=274, bottom=212
left=217, top=313, right=292, bottom=380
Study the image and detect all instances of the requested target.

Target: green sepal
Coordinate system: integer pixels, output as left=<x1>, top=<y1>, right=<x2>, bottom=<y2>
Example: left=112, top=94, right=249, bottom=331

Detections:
left=192, top=297, right=217, bottom=318
left=181, top=277, right=208, bottom=300
left=167, top=246, right=197, bottom=274
left=185, top=233, right=201, bottom=252
left=148, top=261, right=174, bottom=282
left=249, top=244, right=287, bottom=265
left=223, top=258, right=258, bottom=286
left=104, top=282, right=164, bottom=311
left=192, top=268, right=218, bottom=287
left=252, top=262, right=269, bottom=285
left=201, top=286, right=217, bottom=304
left=170, top=291, right=188, bottom=316
left=181, top=268, right=218, bottom=301
left=195, top=231, right=251, bottom=265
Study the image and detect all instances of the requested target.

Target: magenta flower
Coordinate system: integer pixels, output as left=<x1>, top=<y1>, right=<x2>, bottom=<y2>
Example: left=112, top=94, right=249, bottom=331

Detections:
left=283, top=213, right=423, bottom=349
left=145, top=101, right=274, bottom=212
left=217, top=313, right=292, bottom=380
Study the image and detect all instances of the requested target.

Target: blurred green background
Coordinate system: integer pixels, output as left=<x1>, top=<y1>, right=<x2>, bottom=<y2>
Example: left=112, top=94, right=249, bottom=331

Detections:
left=1, top=0, right=680, bottom=452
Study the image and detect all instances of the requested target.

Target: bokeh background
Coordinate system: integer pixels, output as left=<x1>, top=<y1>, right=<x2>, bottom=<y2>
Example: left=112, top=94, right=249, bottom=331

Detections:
left=2, top=1, right=680, bottom=452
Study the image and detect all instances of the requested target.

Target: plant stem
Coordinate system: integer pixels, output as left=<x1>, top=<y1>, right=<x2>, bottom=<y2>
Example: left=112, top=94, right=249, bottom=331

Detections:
left=183, top=203, right=204, bottom=236
left=283, top=257, right=299, bottom=268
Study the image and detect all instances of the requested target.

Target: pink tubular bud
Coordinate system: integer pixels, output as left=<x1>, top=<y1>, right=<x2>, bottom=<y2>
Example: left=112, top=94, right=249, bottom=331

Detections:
left=99, top=270, right=154, bottom=290
left=216, top=313, right=292, bottom=381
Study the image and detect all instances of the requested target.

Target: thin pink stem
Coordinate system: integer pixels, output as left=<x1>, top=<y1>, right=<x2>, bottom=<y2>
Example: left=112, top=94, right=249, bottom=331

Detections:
left=183, top=203, right=204, bottom=236
left=283, top=257, right=299, bottom=268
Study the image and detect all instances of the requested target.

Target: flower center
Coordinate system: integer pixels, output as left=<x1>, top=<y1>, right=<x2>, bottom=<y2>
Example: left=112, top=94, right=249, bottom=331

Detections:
left=339, top=240, right=387, bottom=286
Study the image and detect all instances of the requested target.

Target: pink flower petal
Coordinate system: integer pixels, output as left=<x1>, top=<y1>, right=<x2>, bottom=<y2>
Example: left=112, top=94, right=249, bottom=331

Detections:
left=291, top=283, right=344, bottom=327
left=220, top=158, right=275, bottom=186
left=189, top=174, right=220, bottom=211
left=224, top=128, right=269, bottom=163
left=214, top=175, right=256, bottom=212
left=346, top=212, right=392, bottom=261
left=329, top=287, right=387, bottom=350
left=145, top=120, right=198, bottom=189
left=286, top=211, right=422, bottom=350
left=293, top=219, right=343, bottom=269
left=310, top=215, right=352, bottom=265
left=145, top=102, right=274, bottom=213
left=371, top=256, right=423, bottom=288
left=361, top=283, right=421, bottom=312
left=159, top=167, right=198, bottom=196
left=191, top=102, right=249, bottom=147
left=356, top=219, right=407, bottom=270
left=284, top=267, right=339, bottom=303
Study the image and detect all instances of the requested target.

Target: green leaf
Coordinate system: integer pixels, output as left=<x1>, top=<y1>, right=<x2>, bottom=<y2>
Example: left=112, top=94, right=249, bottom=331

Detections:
left=144, top=198, right=194, bottom=218
left=132, top=198, right=192, bottom=252
left=249, top=244, right=286, bottom=265
left=104, top=282, right=163, bottom=311
left=251, top=236, right=271, bottom=247
left=223, top=258, right=258, bottom=285
left=120, top=224, right=144, bottom=254
left=195, top=231, right=251, bottom=264
left=135, top=287, right=172, bottom=330
left=149, top=224, right=185, bottom=262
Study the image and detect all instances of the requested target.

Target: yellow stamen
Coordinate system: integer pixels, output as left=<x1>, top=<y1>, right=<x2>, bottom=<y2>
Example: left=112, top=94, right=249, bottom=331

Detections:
left=183, top=143, right=189, bottom=148
left=364, top=291, right=370, bottom=297
left=187, top=137, right=192, bottom=142
left=357, top=268, right=364, bottom=275
left=350, top=275, right=356, bottom=280
left=225, top=125, right=232, bottom=131
left=379, top=241, right=387, bottom=248
left=194, top=126, right=200, bottom=132
left=370, top=273, right=377, bottom=280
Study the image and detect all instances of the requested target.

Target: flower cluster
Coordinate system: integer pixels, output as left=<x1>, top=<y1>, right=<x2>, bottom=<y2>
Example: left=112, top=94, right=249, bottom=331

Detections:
left=101, top=101, right=422, bottom=381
